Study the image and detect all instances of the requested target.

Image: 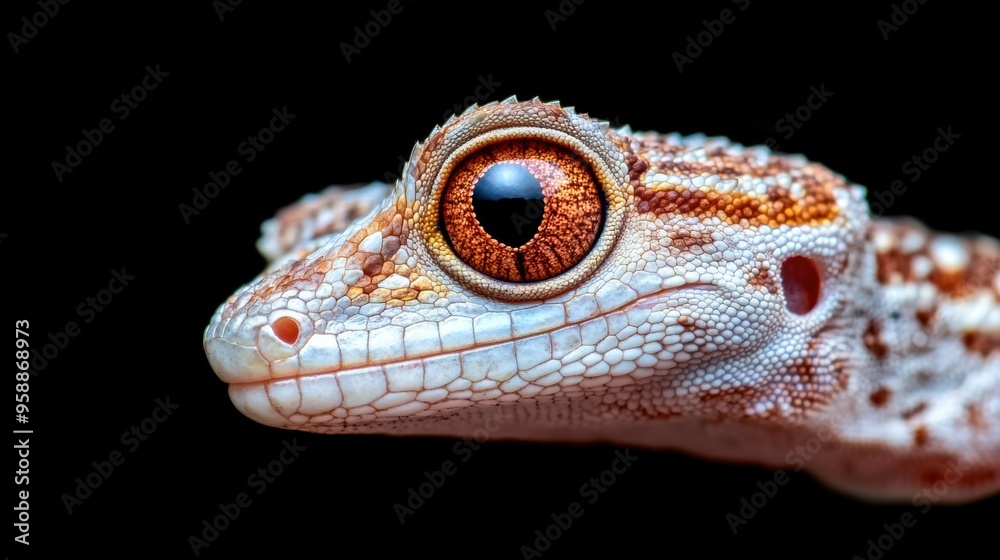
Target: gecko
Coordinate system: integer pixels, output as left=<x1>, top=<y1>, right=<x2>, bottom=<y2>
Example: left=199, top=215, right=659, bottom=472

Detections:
left=204, top=97, right=999, bottom=503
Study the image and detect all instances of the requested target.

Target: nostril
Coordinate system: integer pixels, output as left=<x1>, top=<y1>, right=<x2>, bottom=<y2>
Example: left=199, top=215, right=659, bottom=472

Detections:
left=781, top=255, right=822, bottom=315
left=272, top=316, right=301, bottom=345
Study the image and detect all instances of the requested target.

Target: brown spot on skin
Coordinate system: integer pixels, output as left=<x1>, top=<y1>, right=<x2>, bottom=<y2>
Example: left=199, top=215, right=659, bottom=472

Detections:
left=863, top=319, right=889, bottom=360
left=930, top=268, right=965, bottom=295
left=915, top=308, right=936, bottom=328
left=667, top=228, right=714, bottom=250
left=962, top=331, right=1000, bottom=357
left=902, top=402, right=928, bottom=420
left=876, top=249, right=907, bottom=284
left=362, top=255, right=383, bottom=276
left=872, top=220, right=929, bottom=285
left=626, top=151, right=648, bottom=188
left=869, top=387, right=891, bottom=407
left=914, top=426, right=929, bottom=447
left=441, top=139, right=603, bottom=282
left=748, top=267, right=778, bottom=294
left=875, top=243, right=924, bottom=285
left=937, top=237, right=1000, bottom=297
left=382, top=236, right=401, bottom=257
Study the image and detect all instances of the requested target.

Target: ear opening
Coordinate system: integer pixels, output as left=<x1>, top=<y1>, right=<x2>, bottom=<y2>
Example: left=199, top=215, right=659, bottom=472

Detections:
left=781, top=255, right=822, bottom=315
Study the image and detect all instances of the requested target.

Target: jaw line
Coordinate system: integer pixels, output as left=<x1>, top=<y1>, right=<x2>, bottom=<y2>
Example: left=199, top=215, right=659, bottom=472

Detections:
left=631, top=282, right=717, bottom=309
left=227, top=282, right=721, bottom=388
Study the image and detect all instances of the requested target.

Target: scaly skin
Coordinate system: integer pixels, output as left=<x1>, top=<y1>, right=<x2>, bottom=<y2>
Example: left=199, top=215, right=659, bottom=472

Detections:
left=204, top=98, right=999, bottom=503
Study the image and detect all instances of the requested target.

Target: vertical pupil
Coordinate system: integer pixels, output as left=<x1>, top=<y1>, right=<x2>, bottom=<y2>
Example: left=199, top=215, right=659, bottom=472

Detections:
left=472, top=163, right=544, bottom=247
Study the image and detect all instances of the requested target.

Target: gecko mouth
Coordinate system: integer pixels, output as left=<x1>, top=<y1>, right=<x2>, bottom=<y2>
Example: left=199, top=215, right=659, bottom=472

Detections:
left=211, top=283, right=719, bottom=429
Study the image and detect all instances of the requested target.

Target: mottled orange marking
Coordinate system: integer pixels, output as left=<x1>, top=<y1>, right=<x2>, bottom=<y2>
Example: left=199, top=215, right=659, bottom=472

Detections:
left=869, top=387, right=891, bottom=407
left=863, top=319, right=889, bottom=360
left=238, top=257, right=328, bottom=314
left=874, top=220, right=1000, bottom=297
left=748, top=266, right=778, bottom=294
left=633, top=183, right=838, bottom=227
left=915, top=308, right=936, bottom=328
left=626, top=131, right=846, bottom=227
left=698, top=336, right=849, bottom=419
left=667, top=227, right=714, bottom=250
left=241, top=205, right=410, bottom=311
left=946, top=238, right=1000, bottom=297
left=875, top=246, right=917, bottom=285
left=961, top=331, right=1000, bottom=357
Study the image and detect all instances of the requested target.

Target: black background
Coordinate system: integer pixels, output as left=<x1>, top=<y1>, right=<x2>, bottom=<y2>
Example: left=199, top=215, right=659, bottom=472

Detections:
left=7, top=0, right=996, bottom=558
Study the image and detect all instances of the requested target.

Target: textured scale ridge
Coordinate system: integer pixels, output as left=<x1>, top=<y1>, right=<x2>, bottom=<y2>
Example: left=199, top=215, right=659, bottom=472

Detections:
left=204, top=100, right=1000, bottom=504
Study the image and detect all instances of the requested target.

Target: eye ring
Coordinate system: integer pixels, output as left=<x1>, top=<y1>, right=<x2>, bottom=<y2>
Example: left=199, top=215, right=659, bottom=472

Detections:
left=417, top=126, right=628, bottom=301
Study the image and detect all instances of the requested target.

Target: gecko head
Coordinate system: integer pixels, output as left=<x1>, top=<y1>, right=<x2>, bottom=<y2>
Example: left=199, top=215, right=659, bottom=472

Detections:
left=204, top=97, right=871, bottom=440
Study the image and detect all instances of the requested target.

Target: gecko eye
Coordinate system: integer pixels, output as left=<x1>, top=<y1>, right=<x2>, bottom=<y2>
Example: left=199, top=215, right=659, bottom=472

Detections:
left=440, top=139, right=604, bottom=282
left=781, top=256, right=822, bottom=314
